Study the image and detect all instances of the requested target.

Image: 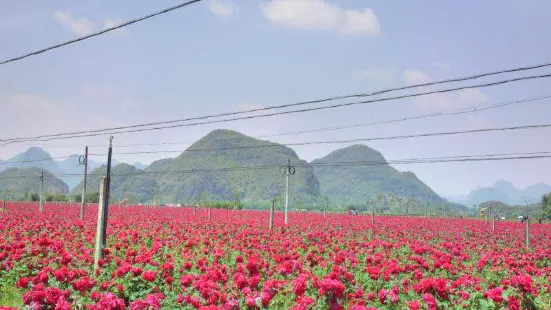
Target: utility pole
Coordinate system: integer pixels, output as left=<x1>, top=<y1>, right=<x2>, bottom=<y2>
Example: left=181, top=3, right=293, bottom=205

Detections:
left=280, top=158, right=295, bottom=225
left=39, top=171, right=44, bottom=212
left=269, top=200, right=274, bottom=230
left=100, top=137, right=114, bottom=249
left=371, top=198, right=375, bottom=224
left=525, top=217, right=530, bottom=249
left=80, top=147, right=88, bottom=220
left=425, top=201, right=429, bottom=218
left=325, top=196, right=329, bottom=218
left=94, top=177, right=107, bottom=271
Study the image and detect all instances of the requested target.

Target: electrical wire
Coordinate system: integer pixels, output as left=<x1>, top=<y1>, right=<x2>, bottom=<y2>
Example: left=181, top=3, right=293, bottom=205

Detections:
left=3, top=72, right=551, bottom=144
left=3, top=152, right=551, bottom=181
left=3, top=121, right=551, bottom=165
left=0, top=155, right=76, bottom=166
left=82, top=94, right=551, bottom=149
left=6, top=93, right=548, bottom=150
left=0, top=0, right=203, bottom=65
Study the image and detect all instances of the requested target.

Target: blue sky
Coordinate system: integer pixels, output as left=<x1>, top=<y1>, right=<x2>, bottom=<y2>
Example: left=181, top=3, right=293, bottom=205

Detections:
left=1, top=0, right=551, bottom=197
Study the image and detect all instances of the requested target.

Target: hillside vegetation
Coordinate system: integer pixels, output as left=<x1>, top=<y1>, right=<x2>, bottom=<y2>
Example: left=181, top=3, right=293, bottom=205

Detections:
left=72, top=130, right=320, bottom=205
left=312, top=145, right=447, bottom=205
left=0, top=168, right=68, bottom=200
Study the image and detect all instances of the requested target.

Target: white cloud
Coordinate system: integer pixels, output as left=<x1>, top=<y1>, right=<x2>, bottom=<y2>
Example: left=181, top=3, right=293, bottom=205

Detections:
left=457, top=88, right=490, bottom=106
left=53, top=11, right=96, bottom=36
left=103, top=19, right=127, bottom=35
left=5, top=93, right=66, bottom=112
left=403, top=70, right=431, bottom=85
left=209, top=0, right=239, bottom=18
left=53, top=11, right=126, bottom=37
left=355, top=68, right=395, bottom=89
left=465, top=114, right=493, bottom=130
left=262, top=0, right=380, bottom=36
left=432, top=62, right=451, bottom=71
left=402, top=69, right=490, bottom=111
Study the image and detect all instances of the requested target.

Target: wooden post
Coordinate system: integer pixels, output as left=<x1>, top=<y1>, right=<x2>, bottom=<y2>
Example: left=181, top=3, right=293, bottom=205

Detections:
left=492, top=217, right=495, bottom=231
left=371, top=207, right=375, bottom=224
left=208, top=208, right=212, bottom=221
left=284, top=169, right=290, bottom=225
left=525, top=218, right=530, bottom=249
left=323, top=209, right=326, bottom=218
left=97, top=137, right=114, bottom=250
left=269, top=201, right=274, bottom=230
left=94, top=177, right=107, bottom=271
left=39, top=171, right=44, bottom=212
left=325, top=196, right=329, bottom=218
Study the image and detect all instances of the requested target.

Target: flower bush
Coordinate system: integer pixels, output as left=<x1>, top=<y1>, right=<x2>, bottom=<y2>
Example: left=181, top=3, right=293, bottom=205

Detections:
left=0, top=202, right=550, bottom=309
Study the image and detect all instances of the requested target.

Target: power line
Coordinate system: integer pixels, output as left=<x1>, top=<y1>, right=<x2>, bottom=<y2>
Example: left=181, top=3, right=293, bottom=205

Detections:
left=110, top=122, right=551, bottom=154
left=0, top=0, right=203, bottom=66
left=3, top=73, right=551, bottom=144
left=257, top=94, right=551, bottom=139
left=4, top=152, right=551, bottom=181
left=4, top=121, right=551, bottom=166
left=21, top=93, right=545, bottom=150
left=0, top=155, right=75, bottom=166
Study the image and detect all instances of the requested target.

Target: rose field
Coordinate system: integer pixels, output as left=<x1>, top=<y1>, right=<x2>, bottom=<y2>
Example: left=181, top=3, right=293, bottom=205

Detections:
left=0, top=203, right=550, bottom=309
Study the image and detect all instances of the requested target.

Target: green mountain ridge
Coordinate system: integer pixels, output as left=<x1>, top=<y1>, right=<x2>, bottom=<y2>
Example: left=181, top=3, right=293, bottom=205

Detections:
left=72, top=130, right=320, bottom=205
left=312, top=144, right=448, bottom=205
left=2, top=130, right=477, bottom=212
left=0, top=168, right=69, bottom=199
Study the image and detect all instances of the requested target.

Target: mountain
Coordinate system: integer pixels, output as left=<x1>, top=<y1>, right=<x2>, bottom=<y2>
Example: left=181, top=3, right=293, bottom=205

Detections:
left=0, top=168, right=69, bottom=199
left=0, top=147, right=116, bottom=191
left=133, top=162, right=147, bottom=170
left=72, top=163, right=158, bottom=203
left=493, top=180, right=519, bottom=200
left=57, top=155, right=102, bottom=189
left=57, top=155, right=102, bottom=175
left=522, top=183, right=551, bottom=201
left=455, top=180, right=551, bottom=206
left=465, top=187, right=513, bottom=206
left=311, top=145, right=447, bottom=205
left=0, top=147, right=64, bottom=175
left=71, top=130, right=320, bottom=204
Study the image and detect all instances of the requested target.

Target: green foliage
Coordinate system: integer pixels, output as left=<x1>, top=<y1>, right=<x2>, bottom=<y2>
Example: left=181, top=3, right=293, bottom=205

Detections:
left=0, top=285, right=22, bottom=307
left=30, top=193, right=39, bottom=201
left=73, top=192, right=101, bottom=204
left=202, top=200, right=244, bottom=210
left=478, top=200, right=543, bottom=219
left=45, top=193, right=68, bottom=202
left=542, top=193, right=551, bottom=220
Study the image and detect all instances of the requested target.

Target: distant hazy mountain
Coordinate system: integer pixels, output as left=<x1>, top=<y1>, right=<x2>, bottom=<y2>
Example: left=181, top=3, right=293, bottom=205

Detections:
left=0, top=147, right=106, bottom=190
left=133, top=162, right=148, bottom=170
left=57, top=155, right=102, bottom=189
left=0, top=147, right=64, bottom=175
left=311, top=144, right=448, bottom=205
left=467, top=187, right=513, bottom=205
left=451, top=180, right=551, bottom=206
